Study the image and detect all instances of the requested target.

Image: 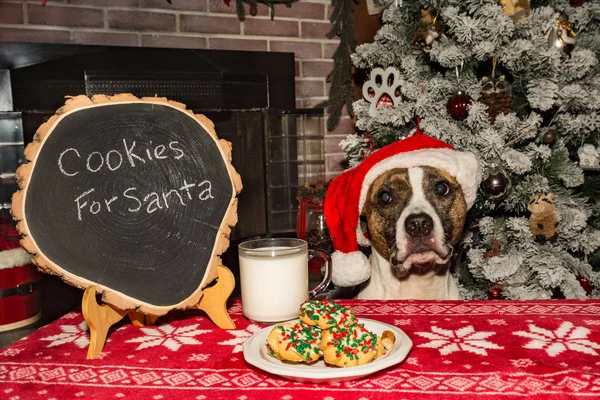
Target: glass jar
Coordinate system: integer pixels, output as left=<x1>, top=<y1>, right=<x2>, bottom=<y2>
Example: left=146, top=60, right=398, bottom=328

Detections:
left=302, top=200, right=333, bottom=287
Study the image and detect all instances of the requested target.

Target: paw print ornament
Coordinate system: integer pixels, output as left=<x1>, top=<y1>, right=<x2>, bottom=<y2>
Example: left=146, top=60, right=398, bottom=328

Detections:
left=362, top=67, right=402, bottom=118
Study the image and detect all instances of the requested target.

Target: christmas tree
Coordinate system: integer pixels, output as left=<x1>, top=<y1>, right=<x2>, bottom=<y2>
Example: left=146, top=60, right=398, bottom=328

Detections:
left=341, top=0, right=600, bottom=299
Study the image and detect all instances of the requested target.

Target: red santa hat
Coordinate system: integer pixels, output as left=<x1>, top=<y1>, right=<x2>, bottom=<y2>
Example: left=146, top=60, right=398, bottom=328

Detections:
left=324, top=130, right=481, bottom=287
left=0, top=220, right=32, bottom=270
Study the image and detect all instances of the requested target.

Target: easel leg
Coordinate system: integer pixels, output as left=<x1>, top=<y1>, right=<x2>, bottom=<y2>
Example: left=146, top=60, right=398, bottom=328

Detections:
left=82, top=286, right=127, bottom=359
left=197, top=265, right=236, bottom=329
left=129, top=312, right=159, bottom=327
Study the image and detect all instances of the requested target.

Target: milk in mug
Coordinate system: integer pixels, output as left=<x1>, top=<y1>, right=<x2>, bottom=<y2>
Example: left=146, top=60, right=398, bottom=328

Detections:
left=239, top=244, right=309, bottom=323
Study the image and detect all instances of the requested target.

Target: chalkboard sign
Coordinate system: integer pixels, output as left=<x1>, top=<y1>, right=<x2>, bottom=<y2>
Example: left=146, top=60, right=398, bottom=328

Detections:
left=12, top=94, right=242, bottom=315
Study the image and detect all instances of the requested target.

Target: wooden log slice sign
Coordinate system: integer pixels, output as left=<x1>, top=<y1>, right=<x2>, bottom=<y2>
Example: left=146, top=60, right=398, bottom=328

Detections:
left=11, top=94, right=242, bottom=317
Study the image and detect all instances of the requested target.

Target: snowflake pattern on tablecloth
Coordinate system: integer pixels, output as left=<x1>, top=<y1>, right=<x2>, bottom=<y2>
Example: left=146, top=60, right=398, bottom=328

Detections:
left=0, top=348, right=23, bottom=357
left=4, top=300, right=600, bottom=398
left=188, top=353, right=210, bottom=362
left=125, top=324, right=210, bottom=351
left=511, top=358, right=535, bottom=368
left=415, top=325, right=503, bottom=356
left=39, top=321, right=90, bottom=348
left=218, top=324, right=263, bottom=353
left=406, top=357, right=419, bottom=365
left=513, top=321, right=600, bottom=357
left=95, top=351, right=110, bottom=360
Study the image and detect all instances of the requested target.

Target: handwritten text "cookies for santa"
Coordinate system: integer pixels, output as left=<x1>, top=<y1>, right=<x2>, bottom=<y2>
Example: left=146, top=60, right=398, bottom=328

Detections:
left=57, top=139, right=214, bottom=221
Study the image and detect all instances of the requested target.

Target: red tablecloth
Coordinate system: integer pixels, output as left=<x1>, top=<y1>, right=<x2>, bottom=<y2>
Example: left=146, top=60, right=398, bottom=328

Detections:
left=1, top=300, right=600, bottom=399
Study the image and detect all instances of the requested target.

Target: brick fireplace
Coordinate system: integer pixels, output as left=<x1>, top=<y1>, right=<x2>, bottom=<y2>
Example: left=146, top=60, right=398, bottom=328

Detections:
left=0, top=0, right=352, bottom=178
left=0, top=1, right=356, bottom=331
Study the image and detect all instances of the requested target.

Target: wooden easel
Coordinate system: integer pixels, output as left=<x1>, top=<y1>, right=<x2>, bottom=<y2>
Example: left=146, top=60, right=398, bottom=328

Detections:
left=82, top=265, right=236, bottom=359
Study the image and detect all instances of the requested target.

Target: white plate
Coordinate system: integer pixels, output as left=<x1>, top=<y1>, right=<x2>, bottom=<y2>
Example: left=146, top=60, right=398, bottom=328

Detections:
left=242, top=318, right=413, bottom=384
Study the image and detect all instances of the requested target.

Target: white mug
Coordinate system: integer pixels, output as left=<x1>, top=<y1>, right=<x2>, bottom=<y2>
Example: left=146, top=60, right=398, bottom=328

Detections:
left=238, top=238, right=330, bottom=324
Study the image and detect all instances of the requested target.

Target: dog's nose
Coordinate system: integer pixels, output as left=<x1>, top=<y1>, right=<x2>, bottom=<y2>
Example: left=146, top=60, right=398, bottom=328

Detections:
left=404, top=213, right=434, bottom=237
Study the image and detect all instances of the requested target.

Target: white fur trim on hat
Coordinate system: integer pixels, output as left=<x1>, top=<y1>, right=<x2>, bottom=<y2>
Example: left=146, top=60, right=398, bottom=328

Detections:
left=0, top=247, right=32, bottom=270
left=358, top=148, right=481, bottom=213
left=331, top=250, right=370, bottom=287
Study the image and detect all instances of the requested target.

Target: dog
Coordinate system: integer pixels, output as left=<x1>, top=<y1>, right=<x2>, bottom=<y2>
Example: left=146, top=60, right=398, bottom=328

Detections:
left=356, top=166, right=468, bottom=300
left=323, top=132, right=480, bottom=301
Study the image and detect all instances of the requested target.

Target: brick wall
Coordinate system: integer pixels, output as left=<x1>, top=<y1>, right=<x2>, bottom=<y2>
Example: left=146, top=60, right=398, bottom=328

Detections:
left=0, top=0, right=350, bottom=178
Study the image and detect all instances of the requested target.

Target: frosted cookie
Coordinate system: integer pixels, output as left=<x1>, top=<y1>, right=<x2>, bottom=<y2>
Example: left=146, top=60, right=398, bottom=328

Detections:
left=266, top=322, right=323, bottom=363
left=320, top=323, right=395, bottom=368
left=299, top=300, right=356, bottom=330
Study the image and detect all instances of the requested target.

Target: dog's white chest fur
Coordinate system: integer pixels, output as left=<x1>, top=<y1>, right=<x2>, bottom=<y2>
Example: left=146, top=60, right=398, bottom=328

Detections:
left=357, top=250, right=462, bottom=300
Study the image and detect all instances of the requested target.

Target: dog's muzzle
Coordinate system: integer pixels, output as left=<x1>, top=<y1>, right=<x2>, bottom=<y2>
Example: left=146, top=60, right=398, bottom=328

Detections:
left=391, top=212, right=452, bottom=274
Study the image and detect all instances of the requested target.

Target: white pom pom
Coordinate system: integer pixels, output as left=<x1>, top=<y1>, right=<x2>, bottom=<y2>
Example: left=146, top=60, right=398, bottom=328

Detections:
left=331, top=251, right=371, bottom=287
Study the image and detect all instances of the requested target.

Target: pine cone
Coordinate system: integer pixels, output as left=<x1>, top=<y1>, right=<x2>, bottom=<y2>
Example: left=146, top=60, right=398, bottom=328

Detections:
left=480, top=92, right=511, bottom=122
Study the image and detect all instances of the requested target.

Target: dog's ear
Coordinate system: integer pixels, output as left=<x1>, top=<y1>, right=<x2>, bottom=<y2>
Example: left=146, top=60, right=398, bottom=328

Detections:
left=359, top=214, right=369, bottom=236
left=360, top=185, right=375, bottom=235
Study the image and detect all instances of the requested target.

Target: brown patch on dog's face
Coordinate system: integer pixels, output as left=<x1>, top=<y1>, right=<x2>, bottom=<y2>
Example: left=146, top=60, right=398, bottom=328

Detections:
left=420, top=166, right=467, bottom=244
left=361, top=168, right=412, bottom=260
left=361, top=166, right=468, bottom=268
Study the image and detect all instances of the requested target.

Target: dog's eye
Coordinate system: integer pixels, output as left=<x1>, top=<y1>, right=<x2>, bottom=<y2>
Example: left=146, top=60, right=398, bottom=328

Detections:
left=379, top=191, right=393, bottom=205
left=435, top=181, right=450, bottom=196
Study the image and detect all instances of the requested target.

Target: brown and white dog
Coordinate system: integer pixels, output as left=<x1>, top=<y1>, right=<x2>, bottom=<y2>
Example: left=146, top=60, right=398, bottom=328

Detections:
left=324, top=132, right=481, bottom=300
left=358, top=166, right=468, bottom=300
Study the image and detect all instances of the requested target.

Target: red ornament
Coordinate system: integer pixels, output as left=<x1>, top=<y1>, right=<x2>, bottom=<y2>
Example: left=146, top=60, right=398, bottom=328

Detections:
left=447, top=91, right=472, bottom=121
left=578, top=276, right=594, bottom=295
left=570, top=0, right=585, bottom=6
left=376, top=93, right=394, bottom=108
left=488, top=283, right=503, bottom=299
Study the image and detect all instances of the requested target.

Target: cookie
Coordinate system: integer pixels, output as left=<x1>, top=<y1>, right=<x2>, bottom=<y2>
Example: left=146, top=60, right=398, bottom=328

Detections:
left=266, top=322, right=323, bottom=363
left=299, top=300, right=356, bottom=330
left=320, top=323, right=395, bottom=368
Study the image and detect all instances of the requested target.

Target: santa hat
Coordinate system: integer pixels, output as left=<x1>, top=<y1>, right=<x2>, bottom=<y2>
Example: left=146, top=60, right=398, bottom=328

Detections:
left=0, top=219, right=32, bottom=270
left=324, top=130, right=481, bottom=287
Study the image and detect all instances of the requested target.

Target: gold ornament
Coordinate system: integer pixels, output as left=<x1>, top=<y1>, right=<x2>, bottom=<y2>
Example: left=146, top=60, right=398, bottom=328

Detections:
left=548, top=12, right=577, bottom=57
left=500, top=0, right=530, bottom=23
left=413, top=10, right=445, bottom=50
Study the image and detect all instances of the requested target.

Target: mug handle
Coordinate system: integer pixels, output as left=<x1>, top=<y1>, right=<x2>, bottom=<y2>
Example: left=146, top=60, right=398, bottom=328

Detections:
left=308, top=249, right=331, bottom=299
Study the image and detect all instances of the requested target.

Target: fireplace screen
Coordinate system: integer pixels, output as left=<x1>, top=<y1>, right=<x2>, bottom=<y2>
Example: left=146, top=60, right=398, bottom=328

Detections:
left=0, top=112, right=24, bottom=215
left=266, top=109, right=325, bottom=234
